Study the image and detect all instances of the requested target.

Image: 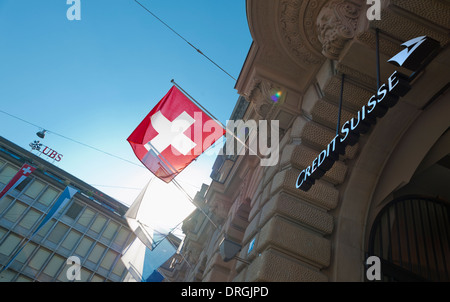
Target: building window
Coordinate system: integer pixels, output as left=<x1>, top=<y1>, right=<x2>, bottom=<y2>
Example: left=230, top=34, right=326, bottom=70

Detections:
left=18, top=208, right=42, bottom=230
left=56, top=264, right=70, bottom=281
left=23, top=179, right=46, bottom=199
left=0, top=195, right=14, bottom=214
left=36, top=219, right=56, bottom=237
left=102, top=221, right=119, bottom=241
left=0, top=269, right=16, bottom=281
left=65, top=202, right=83, bottom=220
left=112, top=258, right=126, bottom=277
left=79, top=268, right=92, bottom=282
left=16, top=242, right=37, bottom=264
left=0, top=165, right=19, bottom=185
left=3, top=201, right=27, bottom=223
left=14, top=177, right=31, bottom=192
left=0, top=233, right=22, bottom=256
left=61, top=230, right=82, bottom=251
left=113, top=228, right=130, bottom=248
left=0, top=227, right=7, bottom=241
left=47, top=223, right=69, bottom=244
left=74, top=237, right=94, bottom=258
left=15, top=275, right=33, bottom=282
left=77, top=208, right=95, bottom=227
left=37, top=187, right=60, bottom=207
left=28, top=248, right=51, bottom=271
left=90, top=215, right=107, bottom=234
left=42, top=254, right=65, bottom=278
left=91, top=274, right=105, bottom=282
left=100, top=249, right=118, bottom=269
left=87, top=243, right=106, bottom=264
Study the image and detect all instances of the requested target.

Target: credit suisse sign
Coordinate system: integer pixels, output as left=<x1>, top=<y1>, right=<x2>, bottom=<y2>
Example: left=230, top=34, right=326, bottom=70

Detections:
left=296, top=36, right=440, bottom=191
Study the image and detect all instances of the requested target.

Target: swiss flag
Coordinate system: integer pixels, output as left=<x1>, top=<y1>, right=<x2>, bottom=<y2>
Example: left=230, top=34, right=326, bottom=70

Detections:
left=127, top=86, right=225, bottom=182
left=0, top=163, right=36, bottom=200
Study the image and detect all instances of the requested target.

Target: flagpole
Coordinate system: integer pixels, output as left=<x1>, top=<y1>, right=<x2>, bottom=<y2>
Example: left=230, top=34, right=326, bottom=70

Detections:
left=165, top=231, right=193, bottom=269
left=171, top=179, right=218, bottom=229
left=145, top=140, right=219, bottom=229
left=170, top=79, right=263, bottom=160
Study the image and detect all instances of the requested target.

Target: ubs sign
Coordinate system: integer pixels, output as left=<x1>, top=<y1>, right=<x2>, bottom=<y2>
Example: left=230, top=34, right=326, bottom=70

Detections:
left=296, top=35, right=440, bottom=191
left=29, top=141, right=64, bottom=162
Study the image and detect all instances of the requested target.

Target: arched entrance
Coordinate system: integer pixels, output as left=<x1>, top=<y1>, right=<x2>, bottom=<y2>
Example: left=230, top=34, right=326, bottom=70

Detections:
left=368, top=195, right=450, bottom=281
left=331, top=69, right=450, bottom=281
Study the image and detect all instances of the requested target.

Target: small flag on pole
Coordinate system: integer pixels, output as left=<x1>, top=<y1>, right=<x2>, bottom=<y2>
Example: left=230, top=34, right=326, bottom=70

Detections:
left=121, top=235, right=177, bottom=282
left=124, top=179, right=156, bottom=251
left=127, top=85, right=225, bottom=182
left=0, top=163, right=36, bottom=200
left=31, top=186, right=78, bottom=236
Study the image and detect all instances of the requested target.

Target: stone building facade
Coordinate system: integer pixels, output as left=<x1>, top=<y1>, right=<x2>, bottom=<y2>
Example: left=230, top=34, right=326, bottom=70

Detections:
left=166, top=0, right=450, bottom=282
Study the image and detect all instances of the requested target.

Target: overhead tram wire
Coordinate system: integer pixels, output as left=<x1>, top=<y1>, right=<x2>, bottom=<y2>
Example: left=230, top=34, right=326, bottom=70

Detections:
left=0, top=109, right=205, bottom=192
left=0, top=108, right=142, bottom=168
left=133, top=0, right=237, bottom=82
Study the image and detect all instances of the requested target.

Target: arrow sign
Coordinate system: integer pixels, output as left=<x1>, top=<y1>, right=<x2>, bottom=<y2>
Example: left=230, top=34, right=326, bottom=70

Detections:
left=388, top=36, right=440, bottom=71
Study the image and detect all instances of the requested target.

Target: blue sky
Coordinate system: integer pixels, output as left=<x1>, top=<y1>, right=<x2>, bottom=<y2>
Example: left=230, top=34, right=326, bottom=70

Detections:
left=0, top=0, right=252, bottom=230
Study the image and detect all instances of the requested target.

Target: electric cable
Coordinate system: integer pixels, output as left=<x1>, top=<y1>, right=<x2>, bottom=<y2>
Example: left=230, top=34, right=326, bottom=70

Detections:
left=133, top=0, right=237, bottom=81
left=0, top=109, right=143, bottom=168
left=0, top=109, right=204, bottom=192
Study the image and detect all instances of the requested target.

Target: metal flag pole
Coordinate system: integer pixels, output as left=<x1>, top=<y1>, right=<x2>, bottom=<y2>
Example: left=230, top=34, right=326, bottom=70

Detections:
left=337, top=73, right=345, bottom=136
left=171, top=178, right=218, bottom=229
left=376, top=28, right=381, bottom=91
left=145, top=139, right=219, bottom=230
left=147, top=220, right=194, bottom=271
left=170, top=79, right=263, bottom=161
left=164, top=225, right=193, bottom=269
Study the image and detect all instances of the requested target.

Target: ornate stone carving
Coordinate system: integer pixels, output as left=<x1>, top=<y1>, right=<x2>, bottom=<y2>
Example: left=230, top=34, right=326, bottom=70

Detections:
left=246, top=79, right=278, bottom=120
left=317, top=0, right=363, bottom=60
left=278, top=0, right=325, bottom=66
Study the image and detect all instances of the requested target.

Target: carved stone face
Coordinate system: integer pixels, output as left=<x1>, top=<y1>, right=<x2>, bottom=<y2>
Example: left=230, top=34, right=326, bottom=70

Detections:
left=316, top=0, right=361, bottom=60
left=317, top=6, right=342, bottom=58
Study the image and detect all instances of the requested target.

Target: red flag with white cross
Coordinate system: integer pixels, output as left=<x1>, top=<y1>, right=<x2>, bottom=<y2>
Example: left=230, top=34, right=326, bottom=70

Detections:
left=127, top=86, right=225, bottom=183
left=0, top=163, right=36, bottom=200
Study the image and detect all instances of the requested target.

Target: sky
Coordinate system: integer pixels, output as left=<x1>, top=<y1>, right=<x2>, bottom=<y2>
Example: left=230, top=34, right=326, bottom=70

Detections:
left=0, top=0, right=252, bottom=232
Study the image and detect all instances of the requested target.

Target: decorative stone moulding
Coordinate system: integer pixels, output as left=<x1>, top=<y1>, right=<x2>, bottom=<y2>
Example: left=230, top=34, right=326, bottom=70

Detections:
left=246, top=78, right=285, bottom=120
left=278, top=0, right=325, bottom=66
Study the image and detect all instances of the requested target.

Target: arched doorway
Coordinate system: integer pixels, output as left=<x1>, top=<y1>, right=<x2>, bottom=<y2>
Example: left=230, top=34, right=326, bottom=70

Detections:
left=368, top=195, right=450, bottom=281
